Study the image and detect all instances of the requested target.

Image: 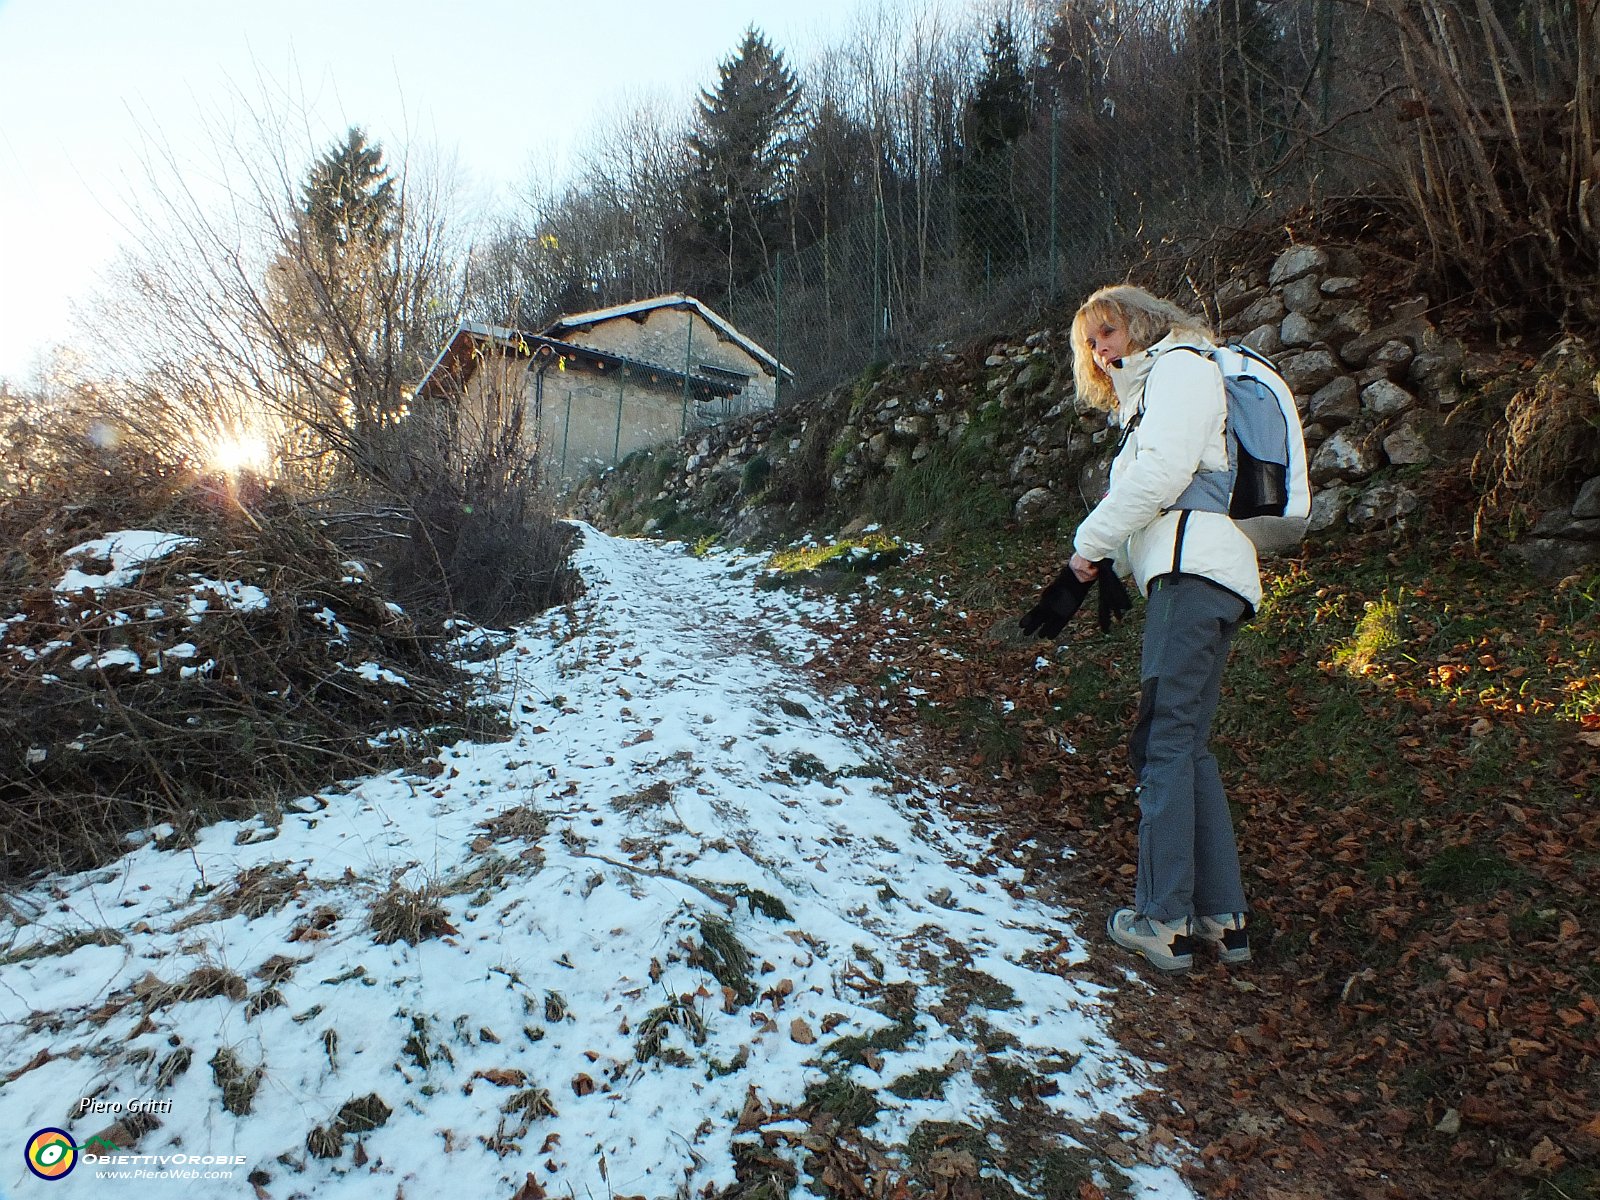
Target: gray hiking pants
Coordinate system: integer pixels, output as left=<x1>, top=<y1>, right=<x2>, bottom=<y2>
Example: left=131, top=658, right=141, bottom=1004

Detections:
left=1130, top=573, right=1249, bottom=922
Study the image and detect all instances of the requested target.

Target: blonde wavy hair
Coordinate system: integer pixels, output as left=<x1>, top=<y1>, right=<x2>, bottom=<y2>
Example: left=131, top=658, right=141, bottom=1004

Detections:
left=1069, top=284, right=1215, bottom=411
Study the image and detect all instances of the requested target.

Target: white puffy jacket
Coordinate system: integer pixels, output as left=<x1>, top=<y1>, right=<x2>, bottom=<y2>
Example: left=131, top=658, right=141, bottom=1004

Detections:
left=1072, top=333, right=1263, bottom=611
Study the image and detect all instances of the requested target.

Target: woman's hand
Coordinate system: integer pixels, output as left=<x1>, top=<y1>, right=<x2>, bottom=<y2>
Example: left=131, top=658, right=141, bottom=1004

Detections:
left=1068, top=553, right=1099, bottom=583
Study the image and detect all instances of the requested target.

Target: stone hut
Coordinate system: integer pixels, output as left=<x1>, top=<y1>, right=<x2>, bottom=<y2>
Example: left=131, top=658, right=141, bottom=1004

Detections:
left=417, top=295, right=792, bottom=482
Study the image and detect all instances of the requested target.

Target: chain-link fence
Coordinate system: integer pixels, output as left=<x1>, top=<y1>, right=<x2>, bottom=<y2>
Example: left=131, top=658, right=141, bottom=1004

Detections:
left=712, top=0, right=1596, bottom=405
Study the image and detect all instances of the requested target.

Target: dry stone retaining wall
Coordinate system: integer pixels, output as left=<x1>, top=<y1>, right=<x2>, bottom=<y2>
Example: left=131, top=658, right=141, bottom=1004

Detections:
left=573, top=245, right=1593, bottom=571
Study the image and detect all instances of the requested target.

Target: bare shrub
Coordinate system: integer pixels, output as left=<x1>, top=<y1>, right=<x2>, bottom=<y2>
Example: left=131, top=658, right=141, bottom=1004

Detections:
left=84, top=98, right=575, bottom=631
left=370, top=379, right=577, bottom=628
left=0, top=435, right=496, bottom=885
left=1316, top=0, right=1600, bottom=326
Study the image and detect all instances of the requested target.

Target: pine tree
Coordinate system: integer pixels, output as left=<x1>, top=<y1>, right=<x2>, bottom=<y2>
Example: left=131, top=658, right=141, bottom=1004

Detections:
left=269, top=127, right=408, bottom=450
left=956, top=18, right=1035, bottom=278
left=1040, top=0, right=1104, bottom=115
left=300, top=127, right=397, bottom=268
left=965, top=19, right=1032, bottom=157
left=1186, top=0, right=1283, bottom=180
left=683, top=27, right=804, bottom=296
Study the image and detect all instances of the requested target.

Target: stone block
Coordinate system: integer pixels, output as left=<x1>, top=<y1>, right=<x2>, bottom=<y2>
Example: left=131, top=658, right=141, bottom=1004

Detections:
left=1017, top=359, right=1053, bottom=393
left=1280, top=312, right=1319, bottom=348
left=1320, top=276, right=1362, bottom=296
left=1236, top=293, right=1288, bottom=330
left=1505, top=538, right=1600, bottom=578
left=1269, top=244, right=1329, bottom=286
left=1574, top=477, right=1600, bottom=520
left=1240, top=323, right=1283, bottom=357
left=1309, top=428, right=1380, bottom=484
left=1348, top=482, right=1419, bottom=528
left=1371, top=340, right=1415, bottom=371
left=1382, top=421, right=1431, bottom=465
left=1309, top=376, right=1360, bottom=427
left=1217, top=279, right=1264, bottom=320
left=1321, top=306, right=1373, bottom=347
left=1390, top=295, right=1431, bottom=322
left=892, top=414, right=930, bottom=439
left=1013, top=486, right=1060, bottom=523
left=1408, top=346, right=1466, bottom=393
left=1277, top=349, right=1343, bottom=396
left=1281, top=276, right=1324, bottom=314
left=1309, top=484, right=1353, bottom=532
left=1010, top=445, right=1039, bottom=480
left=1362, top=380, right=1416, bottom=417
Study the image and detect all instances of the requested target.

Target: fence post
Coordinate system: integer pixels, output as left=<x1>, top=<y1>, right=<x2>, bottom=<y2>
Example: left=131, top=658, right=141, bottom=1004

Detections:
left=1049, top=102, right=1059, bottom=295
left=613, top=365, right=625, bottom=464
left=680, top=309, right=694, bottom=437
left=872, top=197, right=883, bottom=364
left=774, top=251, right=783, bottom=409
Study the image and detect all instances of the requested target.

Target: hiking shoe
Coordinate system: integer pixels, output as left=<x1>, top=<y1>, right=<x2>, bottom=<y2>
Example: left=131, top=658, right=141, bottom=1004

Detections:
left=1196, top=912, right=1252, bottom=964
left=1107, top=909, right=1195, bottom=972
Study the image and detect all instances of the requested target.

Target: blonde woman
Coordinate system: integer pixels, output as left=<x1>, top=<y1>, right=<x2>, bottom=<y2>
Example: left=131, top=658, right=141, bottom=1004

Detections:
left=1067, top=284, right=1258, bottom=972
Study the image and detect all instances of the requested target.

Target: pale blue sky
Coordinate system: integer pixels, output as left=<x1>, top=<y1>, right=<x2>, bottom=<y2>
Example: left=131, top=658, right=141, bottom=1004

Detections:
left=0, top=0, right=978, bottom=384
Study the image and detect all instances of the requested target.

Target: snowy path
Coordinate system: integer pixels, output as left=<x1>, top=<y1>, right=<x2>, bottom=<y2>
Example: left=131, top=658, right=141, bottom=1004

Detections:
left=1, top=527, right=1195, bottom=1199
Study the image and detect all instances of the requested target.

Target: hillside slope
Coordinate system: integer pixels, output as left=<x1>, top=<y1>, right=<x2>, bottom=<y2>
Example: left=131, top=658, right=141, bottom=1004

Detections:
left=569, top=248, right=1600, bottom=1198
left=3, top=528, right=1197, bottom=1200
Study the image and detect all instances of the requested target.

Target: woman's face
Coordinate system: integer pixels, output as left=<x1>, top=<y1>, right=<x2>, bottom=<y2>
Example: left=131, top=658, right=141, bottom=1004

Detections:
left=1085, top=315, right=1131, bottom=373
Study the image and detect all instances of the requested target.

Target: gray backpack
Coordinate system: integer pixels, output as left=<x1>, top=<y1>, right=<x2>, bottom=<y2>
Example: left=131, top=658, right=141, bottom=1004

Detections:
left=1161, top=343, right=1311, bottom=556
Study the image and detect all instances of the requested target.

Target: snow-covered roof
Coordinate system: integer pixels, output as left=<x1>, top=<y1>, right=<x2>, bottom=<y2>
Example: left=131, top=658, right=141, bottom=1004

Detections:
left=541, top=294, right=794, bottom=380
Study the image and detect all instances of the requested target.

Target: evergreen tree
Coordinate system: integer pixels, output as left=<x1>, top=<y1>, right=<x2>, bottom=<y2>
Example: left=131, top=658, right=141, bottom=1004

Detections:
left=268, top=127, right=411, bottom=450
left=788, top=97, right=875, bottom=250
left=964, top=19, right=1032, bottom=157
left=300, top=127, right=397, bottom=262
left=1040, top=0, right=1104, bottom=115
left=955, top=18, right=1035, bottom=279
left=683, top=27, right=804, bottom=296
left=1186, top=0, right=1283, bottom=180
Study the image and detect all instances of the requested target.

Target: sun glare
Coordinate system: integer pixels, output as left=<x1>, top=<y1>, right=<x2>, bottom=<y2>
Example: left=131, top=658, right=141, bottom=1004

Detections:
left=209, top=432, right=274, bottom=478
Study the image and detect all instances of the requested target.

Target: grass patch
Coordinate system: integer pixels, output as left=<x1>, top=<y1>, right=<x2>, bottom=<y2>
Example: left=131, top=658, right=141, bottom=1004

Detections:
left=764, top=533, right=905, bottom=578
left=1419, top=844, right=1528, bottom=899
left=740, top=455, right=772, bottom=496
left=690, top=914, right=756, bottom=1007
left=804, top=1073, right=882, bottom=1128
left=825, top=982, right=921, bottom=1064
left=636, top=996, right=708, bottom=1062
left=733, top=885, right=793, bottom=922
left=889, top=1065, right=953, bottom=1100
left=1331, top=593, right=1404, bottom=675
left=209, top=1046, right=263, bottom=1116
left=478, top=804, right=547, bottom=842
left=879, top=438, right=1011, bottom=538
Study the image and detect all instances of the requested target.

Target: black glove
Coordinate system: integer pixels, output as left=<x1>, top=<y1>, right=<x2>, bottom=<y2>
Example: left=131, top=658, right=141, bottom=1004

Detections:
left=1096, top=567, right=1133, bottom=632
left=1018, top=567, right=1094, bottom=638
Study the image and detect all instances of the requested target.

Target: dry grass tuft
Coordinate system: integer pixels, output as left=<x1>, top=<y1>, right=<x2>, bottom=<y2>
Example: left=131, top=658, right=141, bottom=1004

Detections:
left=369, top=881, right=454, bottom=946
left=1473, top=338, right=1600, bottom=539
left=478, top=804, right=548, bottom=842
left=209, top=1046, right=263, bottom=1115
left=609, top=780, right=674, bottom=815
left=134, top=965, right=249, bottom=1010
